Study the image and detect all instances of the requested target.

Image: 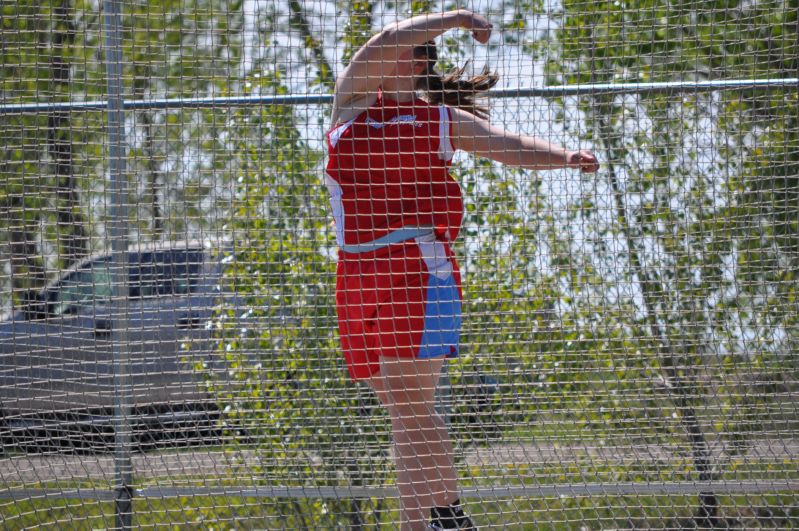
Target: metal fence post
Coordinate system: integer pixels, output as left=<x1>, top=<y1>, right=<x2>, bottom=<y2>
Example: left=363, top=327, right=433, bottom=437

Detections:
left=103, top=0, right=132, bottom=528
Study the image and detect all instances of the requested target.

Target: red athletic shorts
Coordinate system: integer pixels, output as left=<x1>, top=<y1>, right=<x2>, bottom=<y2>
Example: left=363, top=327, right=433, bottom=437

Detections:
left=335, top=236, right=462, bottom=381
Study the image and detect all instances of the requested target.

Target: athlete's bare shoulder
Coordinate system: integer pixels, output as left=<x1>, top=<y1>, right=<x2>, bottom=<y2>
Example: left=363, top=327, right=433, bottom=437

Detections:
left=330, top=93, right=379, bottom=128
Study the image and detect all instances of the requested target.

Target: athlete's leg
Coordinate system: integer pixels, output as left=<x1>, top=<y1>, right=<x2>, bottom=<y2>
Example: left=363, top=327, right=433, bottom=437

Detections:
left=367, top=356, right=458, bottom=531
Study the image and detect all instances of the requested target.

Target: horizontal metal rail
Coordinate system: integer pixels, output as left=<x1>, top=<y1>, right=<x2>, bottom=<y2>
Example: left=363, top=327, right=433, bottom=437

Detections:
left=1, top=78, right=796, bottom=115
left=2, top=480, right=798, bottom=501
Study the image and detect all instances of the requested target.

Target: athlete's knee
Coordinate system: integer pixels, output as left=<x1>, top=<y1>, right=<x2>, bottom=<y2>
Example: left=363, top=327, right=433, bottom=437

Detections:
left=388, top=402, right=443, bottom=435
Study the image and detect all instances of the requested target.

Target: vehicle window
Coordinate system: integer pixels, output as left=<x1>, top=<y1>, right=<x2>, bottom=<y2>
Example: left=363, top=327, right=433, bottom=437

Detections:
left=129, top=249, right=203, bottom=298
left=52, top=261, right=113, bottom=315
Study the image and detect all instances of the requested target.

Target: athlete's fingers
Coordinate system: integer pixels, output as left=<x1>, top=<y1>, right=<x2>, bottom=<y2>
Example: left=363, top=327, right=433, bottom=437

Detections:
left=579, top=151, right=599, bottom=173
left=472, top=26, right=492, bottom=44
left=468, top=13, right=492, bottom=44
left=567, top=150, right=599, bottom=173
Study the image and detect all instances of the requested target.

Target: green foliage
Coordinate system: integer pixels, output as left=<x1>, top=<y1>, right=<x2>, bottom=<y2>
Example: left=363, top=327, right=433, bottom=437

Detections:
left=201, top=66, right=393, bottom=525
left=546, top=0, right=799, bottom=501
left=2, top=492, right=799, bottom=528
left=0, top=0, right=246, bottom=304
left=341, top=1, right=374, bottom=66
left=0, top=0, right=103, bottom=300
left=122, top=0, right=245, bottom=240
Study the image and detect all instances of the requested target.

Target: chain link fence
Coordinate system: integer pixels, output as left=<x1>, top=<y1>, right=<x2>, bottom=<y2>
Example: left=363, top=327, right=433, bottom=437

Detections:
left=1, top=0, right=798, bottom=528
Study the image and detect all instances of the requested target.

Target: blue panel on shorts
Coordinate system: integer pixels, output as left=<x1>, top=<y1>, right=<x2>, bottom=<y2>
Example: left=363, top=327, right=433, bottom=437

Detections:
left=418, top=273, right=462, bottom=359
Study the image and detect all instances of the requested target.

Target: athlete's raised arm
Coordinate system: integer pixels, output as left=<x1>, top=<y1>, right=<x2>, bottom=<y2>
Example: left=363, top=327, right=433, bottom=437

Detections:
left=449, top=106, right=599, bottom=173
left=330, top=10, right=492, bottom=125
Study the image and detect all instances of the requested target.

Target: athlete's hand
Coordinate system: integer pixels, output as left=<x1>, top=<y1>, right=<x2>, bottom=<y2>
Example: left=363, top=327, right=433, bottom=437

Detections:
left=461, top=11, right=492, bottom=44
left=566, top=150, right=599, bottom=173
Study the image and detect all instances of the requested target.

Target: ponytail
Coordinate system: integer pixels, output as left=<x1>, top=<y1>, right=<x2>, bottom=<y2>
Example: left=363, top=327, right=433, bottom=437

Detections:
left=414, top=41, right=498, bottom=119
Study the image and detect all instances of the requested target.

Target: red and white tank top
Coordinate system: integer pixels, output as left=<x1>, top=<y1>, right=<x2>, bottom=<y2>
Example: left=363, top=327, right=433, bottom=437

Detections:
left=325, top=94, right=463, bottom=250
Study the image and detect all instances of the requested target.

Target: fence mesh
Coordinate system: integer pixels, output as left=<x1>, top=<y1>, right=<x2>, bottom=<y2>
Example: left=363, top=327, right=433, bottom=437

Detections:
left=1, top=0, right=798, bottom=528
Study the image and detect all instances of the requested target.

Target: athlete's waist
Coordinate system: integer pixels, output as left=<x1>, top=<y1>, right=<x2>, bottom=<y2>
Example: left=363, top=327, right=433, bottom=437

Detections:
left=339, top=225, right=436, bottom=255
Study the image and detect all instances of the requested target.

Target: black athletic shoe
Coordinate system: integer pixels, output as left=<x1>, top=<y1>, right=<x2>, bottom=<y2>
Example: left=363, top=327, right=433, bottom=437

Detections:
left=427, top=515, right=477, bottom=530
left=429, top=500, right=477, bottom=530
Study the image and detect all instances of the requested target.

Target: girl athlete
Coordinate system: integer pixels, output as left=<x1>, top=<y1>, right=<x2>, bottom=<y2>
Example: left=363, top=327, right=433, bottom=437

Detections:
left=325, top=10, right=599, bottom=530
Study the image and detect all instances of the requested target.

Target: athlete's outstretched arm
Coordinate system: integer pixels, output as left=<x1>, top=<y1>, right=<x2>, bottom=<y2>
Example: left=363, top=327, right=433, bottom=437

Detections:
left=331, top=10, right=491, bottom=124
left=450, top=106, right=599, bottom=173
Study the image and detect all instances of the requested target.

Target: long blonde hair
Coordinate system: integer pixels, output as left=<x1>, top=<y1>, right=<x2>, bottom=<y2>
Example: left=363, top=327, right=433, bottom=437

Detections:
left=414, top=40, right=498, bottom=119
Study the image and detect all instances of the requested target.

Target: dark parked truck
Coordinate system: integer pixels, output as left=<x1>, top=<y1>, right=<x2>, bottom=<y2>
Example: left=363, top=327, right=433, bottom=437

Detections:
left=0, top=242, right=229, bottom=451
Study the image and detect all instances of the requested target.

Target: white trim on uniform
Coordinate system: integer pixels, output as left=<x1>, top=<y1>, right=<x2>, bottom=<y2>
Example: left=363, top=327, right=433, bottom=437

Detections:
left=415, top=231, right=453, bottom=280
left=437, top=105, right=455, bottom=161
left=324, top=173, right=345, bottom=247
left=328, top=118, right=356, bottom=149
left=325, top=118, right=356, bottom=247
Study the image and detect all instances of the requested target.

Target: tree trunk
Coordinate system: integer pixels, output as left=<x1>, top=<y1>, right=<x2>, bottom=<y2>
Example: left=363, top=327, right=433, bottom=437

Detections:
left=6, top=196, right=48, bottom=297
left=596, top=108, right=719, bottom=528
left=139, top=110, right=163, bottom=239
left=49, top=0, right=88, bottom=266
left=288, top=0, right=335, bottom=89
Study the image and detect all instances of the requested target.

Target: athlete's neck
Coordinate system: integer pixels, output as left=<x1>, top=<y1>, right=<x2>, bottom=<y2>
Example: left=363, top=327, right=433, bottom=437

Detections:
left=379, top=81, right=418, bottom=103
left=382, top=90, right=416, bottom=103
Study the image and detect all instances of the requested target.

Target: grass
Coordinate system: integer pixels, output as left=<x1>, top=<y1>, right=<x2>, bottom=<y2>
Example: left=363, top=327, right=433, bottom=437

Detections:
left=2, top=493, right=798, bottom=529
left=1, top=454, right=797, bottom=529
left=1, top=386, right=796, bottom=528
